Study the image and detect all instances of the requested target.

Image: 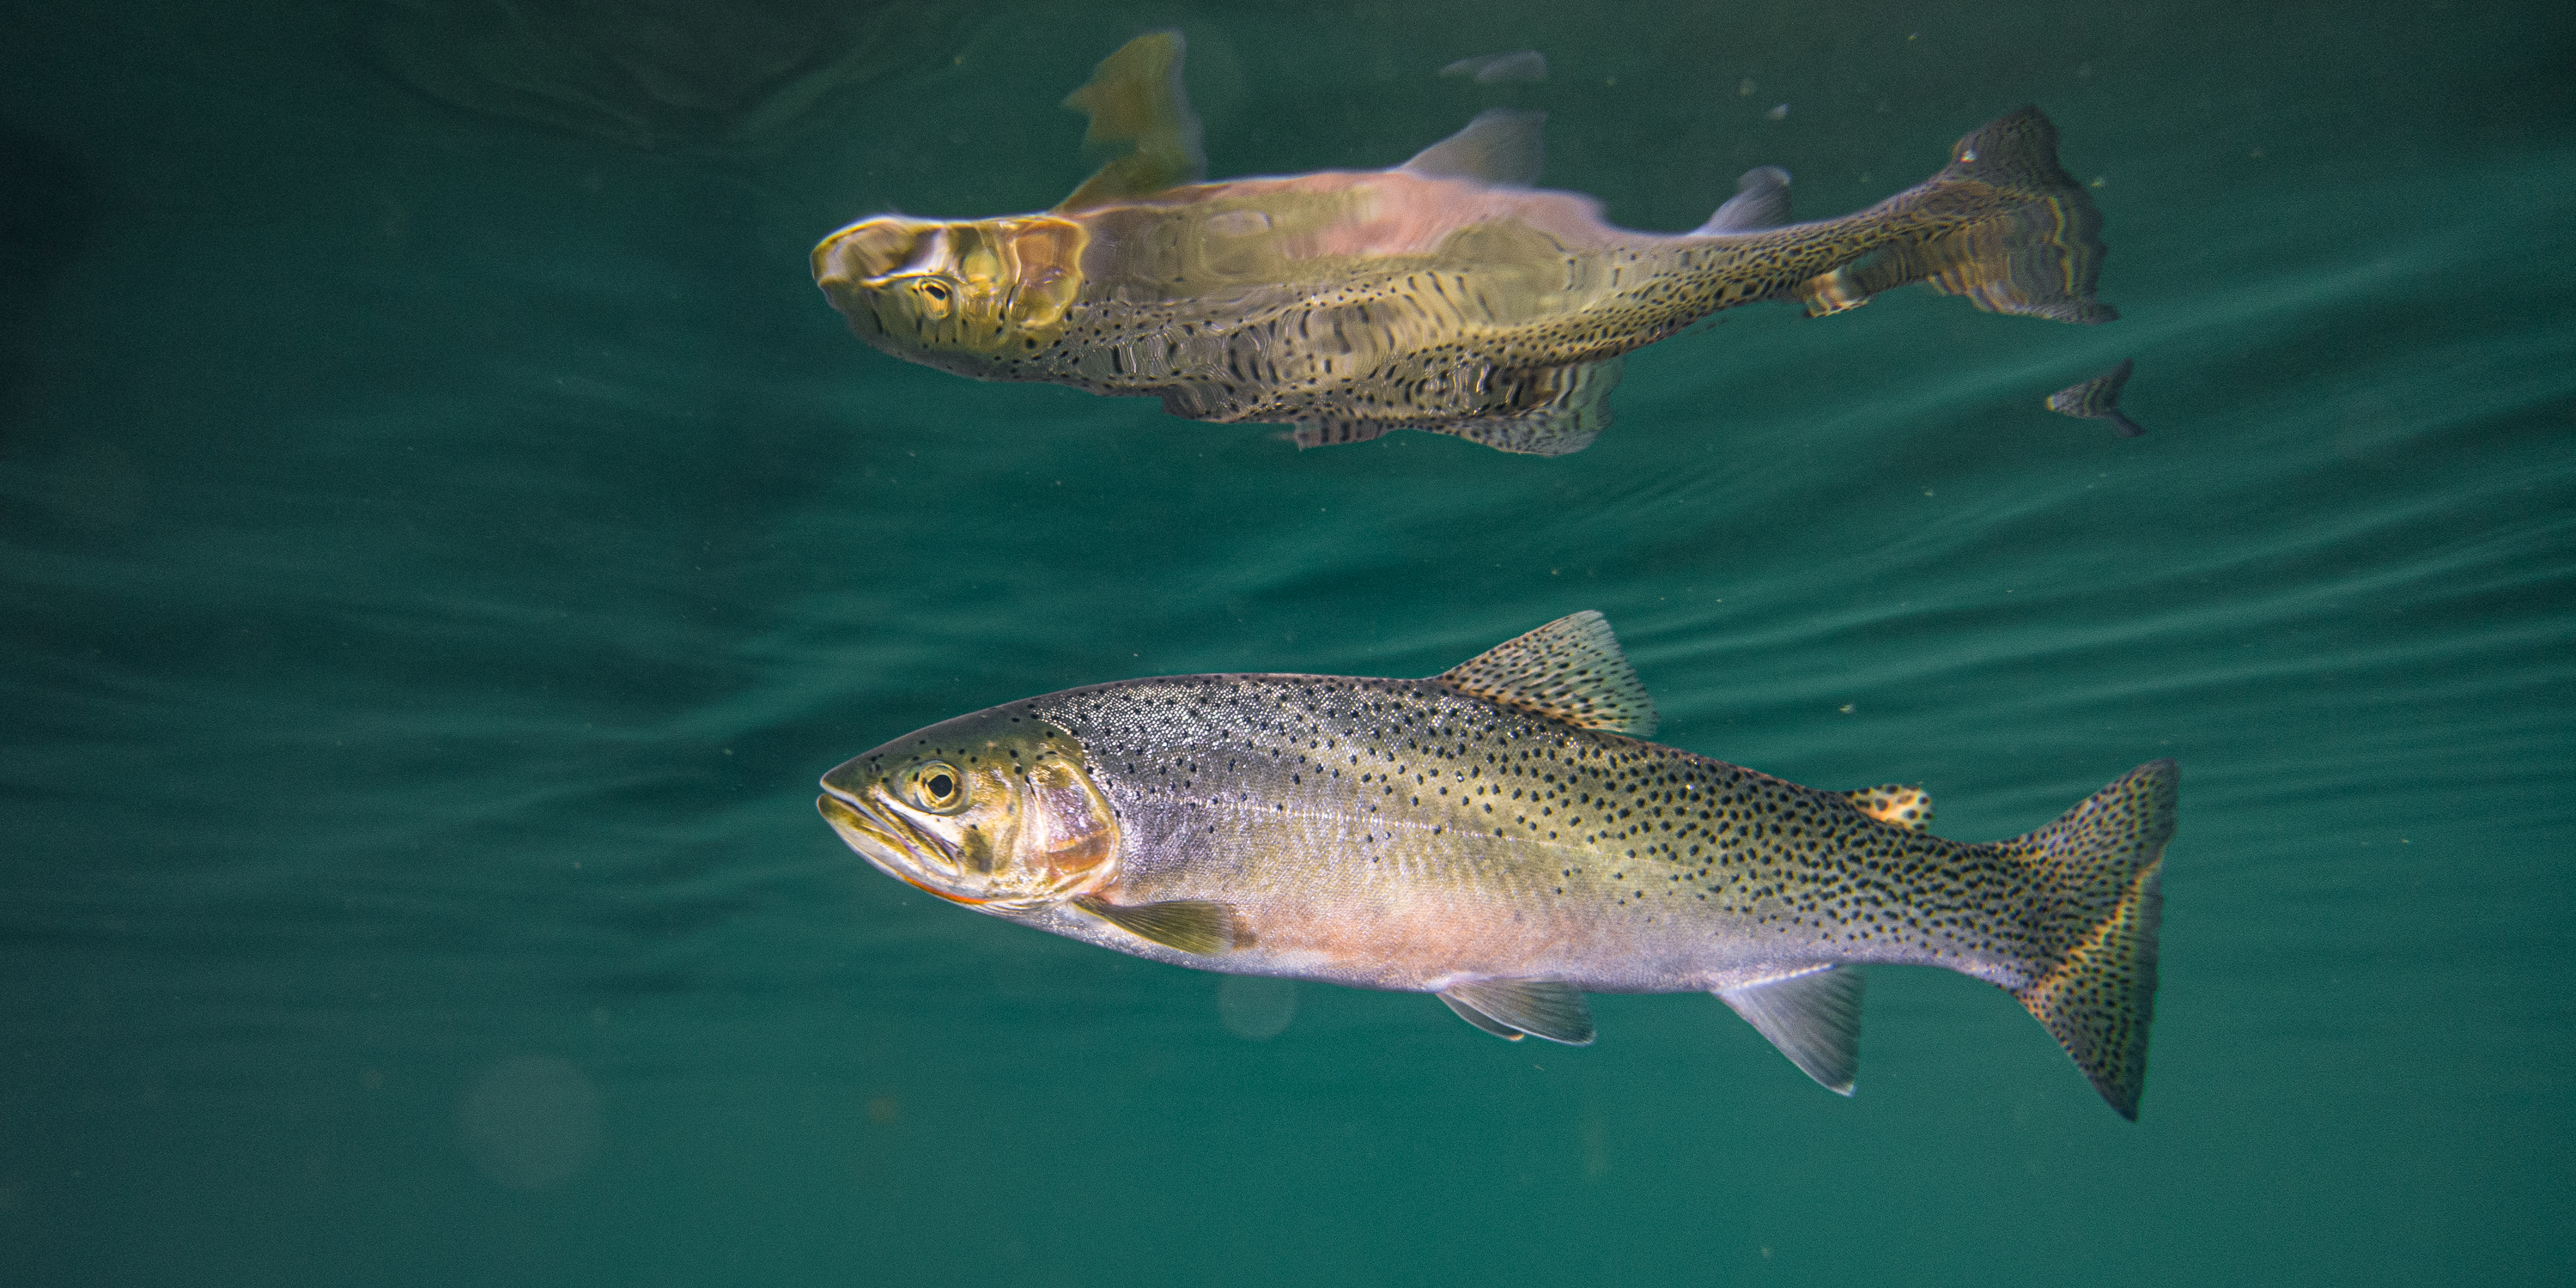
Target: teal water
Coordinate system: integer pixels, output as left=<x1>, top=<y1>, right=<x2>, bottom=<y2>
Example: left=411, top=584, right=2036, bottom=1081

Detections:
left=4, top=2, right=2572, bottom=1284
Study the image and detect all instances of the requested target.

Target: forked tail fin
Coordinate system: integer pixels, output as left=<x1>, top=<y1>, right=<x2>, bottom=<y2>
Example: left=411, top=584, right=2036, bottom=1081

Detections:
left=1797, top=107, right=2115, bottom=325
left=2004, top=760, right=2174, bottom=1119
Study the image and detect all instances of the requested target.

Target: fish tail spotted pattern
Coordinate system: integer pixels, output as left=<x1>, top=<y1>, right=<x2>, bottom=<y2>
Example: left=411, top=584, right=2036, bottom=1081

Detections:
left=2003, top=760, right=2175, bottom=1120
left=2048, top=357, right=2146, bottom=436
left=1795, top=107, right=2114, bottom=325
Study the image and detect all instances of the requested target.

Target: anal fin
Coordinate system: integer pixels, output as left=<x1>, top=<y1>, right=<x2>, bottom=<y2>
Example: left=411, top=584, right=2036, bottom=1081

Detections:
left=1072, top=896, right=1249, bottom=956
left=1714, top=965, right=1865, bottom=1094
left=1438, top=979, right=1595, bottom=1045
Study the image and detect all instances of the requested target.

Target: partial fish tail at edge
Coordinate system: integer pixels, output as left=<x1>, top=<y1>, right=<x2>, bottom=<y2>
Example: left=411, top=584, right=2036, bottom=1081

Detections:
left=2002, top=759, right=2174, bottom=1120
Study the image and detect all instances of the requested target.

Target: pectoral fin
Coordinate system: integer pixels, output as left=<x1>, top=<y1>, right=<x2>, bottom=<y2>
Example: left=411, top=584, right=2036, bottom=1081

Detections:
left=1056, top=32, right=1206, bottom=211
left=1438, top=979, right=1595, bottom=1045
left=1714, top=965, right=1865, bottom=1094
left=1072, top=896, right=1248, bottom=955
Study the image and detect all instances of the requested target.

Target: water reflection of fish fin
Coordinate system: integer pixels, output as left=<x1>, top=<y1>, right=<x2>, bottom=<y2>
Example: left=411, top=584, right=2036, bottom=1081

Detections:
left=1448, top=356, right=1621, bottom=456
left=2047, top=357, right=2144, bottom=436
left=1846, top=784, right=1935, bottom=831
left=1056, top=31, right=1206, bottom=212
left=1714, top=965, right=1866, bottom=1095
left=1437, top=400, right=1606, bottom=456
left=1439, top=980, right=1596, bottom=1045
left=1436, top=608, right=1658, bottom=738
left=1438, top=51, right=1547, bottom=83
left=1795, top=107, right=2115, bottom=325
left=1694, top=166, right=1793, bottom=234
left=1400, top=108, right=1546, bottom=187
left=1072, top=896, right=1248, bottom=955
left=1293, top=356, right=1619, bottom=457
left=1290, top=420, right=1396, bottom=449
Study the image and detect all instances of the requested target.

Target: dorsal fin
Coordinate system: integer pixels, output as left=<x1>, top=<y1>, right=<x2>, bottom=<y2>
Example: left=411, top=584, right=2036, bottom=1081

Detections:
left=1693, top=166, right=1792, bottom=234
left=1435, top=611, right=1656, bottom=736
left=1398, top=108, right=1546, bottom=187
left=1846, top=784, right=1935, bottom=831
left=1055, top=31, right=1206, bottom=212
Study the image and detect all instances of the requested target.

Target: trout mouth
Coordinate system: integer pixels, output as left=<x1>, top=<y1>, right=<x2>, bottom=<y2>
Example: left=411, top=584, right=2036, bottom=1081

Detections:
left=815, top=787, right=990, bottom=905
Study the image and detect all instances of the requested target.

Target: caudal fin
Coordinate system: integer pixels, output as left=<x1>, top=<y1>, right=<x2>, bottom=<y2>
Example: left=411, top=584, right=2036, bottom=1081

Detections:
left=2047, top=357, right=2146, bottom=436
left=1798, top=107, right=2115, bottom=325
left=2004, top=760, right=2173, bottom=1119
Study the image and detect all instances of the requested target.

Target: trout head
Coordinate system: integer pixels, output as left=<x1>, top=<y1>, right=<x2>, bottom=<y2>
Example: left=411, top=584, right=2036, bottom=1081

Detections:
left=810, top=214, right=1087, bottom=369
left=817, top=711, right=1117, bottom=911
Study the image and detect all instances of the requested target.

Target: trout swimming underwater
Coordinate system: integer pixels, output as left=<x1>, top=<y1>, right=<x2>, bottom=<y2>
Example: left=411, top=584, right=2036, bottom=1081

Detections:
left=818, top=612, right=2172, bottom=1118
left=811, top=32, right=2116, bottom=455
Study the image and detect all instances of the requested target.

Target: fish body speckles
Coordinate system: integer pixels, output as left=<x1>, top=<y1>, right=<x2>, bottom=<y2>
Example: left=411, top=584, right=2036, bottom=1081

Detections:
left=812, top=33, right=2119, bottom=456
left=1011, top=673, right=2024, bottom=993
left=821, top=612, right=2175, bottom=1118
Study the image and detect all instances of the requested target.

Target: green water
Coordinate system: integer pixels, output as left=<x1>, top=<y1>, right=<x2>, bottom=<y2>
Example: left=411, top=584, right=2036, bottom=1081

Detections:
left=3, top=2, right=2571, bottom=1284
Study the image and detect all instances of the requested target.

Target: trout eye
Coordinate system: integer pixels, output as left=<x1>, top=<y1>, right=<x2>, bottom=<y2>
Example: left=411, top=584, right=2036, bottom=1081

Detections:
left=909, top=762, right=967, bottom=812
left=908, top=276, right=957, bottom=319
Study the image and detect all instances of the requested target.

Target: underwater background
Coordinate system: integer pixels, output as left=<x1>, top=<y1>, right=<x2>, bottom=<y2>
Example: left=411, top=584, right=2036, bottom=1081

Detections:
left=3, top=1, right=2572, bottom=1284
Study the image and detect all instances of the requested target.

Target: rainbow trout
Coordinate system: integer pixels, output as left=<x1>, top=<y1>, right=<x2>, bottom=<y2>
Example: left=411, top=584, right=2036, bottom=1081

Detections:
left=818, top=612, right=2172, bottom=1118
left=811, top=32, right=2115, bottom=455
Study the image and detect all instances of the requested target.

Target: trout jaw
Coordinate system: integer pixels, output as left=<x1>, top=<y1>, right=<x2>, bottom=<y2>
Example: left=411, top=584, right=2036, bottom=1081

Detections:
left=817, top=732, right=1120, bottom=912
left=817, top=791, right=981, bottom=902
left=811, top=214, right=1088, bottom=363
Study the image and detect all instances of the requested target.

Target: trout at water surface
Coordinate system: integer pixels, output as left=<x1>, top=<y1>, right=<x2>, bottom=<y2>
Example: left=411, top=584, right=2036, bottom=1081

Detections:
left=819, top=612, right=2172, bottom=1118
left=811, top=32, right=2117, bottom=455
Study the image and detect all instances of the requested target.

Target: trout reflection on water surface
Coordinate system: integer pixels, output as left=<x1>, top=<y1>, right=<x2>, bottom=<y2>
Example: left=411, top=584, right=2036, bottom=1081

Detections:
left=812, top=32, right=2117, bottom=455
left=819, top=613, right=2172, bottom=1119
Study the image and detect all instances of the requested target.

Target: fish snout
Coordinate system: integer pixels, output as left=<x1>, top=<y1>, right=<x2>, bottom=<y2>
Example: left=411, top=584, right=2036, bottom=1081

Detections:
left=812, top=216, right=945, bottom=348
left=817, top=783, right=977, bottom=900
left=813, top=216, right=932, bottom=288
